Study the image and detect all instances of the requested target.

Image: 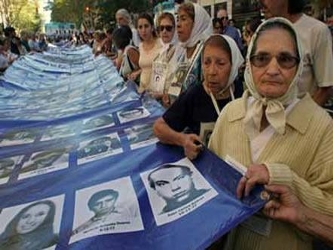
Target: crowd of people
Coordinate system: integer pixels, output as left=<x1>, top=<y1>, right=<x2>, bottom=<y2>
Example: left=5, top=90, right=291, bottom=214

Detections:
left=1, top=0, right=333, bottom=249
left=0, top=27, right=48, bottom=72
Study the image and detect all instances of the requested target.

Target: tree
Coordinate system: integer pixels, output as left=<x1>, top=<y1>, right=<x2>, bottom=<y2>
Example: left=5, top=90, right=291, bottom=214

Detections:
left=50, top=0, right=151, bottom=31
left=0, top=0, right=41, bottom=31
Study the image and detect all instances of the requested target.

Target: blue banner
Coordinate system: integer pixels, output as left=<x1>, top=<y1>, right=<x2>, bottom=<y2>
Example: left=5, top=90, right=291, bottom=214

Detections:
left=0, top=46, right=266, bottom=250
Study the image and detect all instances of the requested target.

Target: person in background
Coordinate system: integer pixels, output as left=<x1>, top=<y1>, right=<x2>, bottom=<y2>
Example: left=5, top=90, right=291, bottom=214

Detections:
left=100, top=27, right=117, bottom=60
left=4, top=27, right=20, bottom=55
left=14, top=37, right=28, bottom=55
left=217, top=9, right=243, bottom=52
left=212, top=17, right=223, bottom=35
left=92, top=30, right=106, bottom=56
left=229, top=18, right=242, bottom=38
left=112, top=25, right=140, bottom=82
left=115, top=8, right=140, bottom=47
left=128, top=12, right=162, bottom=93
left=28, top=33, right=41, bottom=52
left=243, top=17, right=262, bottom=48
left=154, top=34, right=244, bottom=159
left=76, top=32, right=89, bottom=46
left=165, top=2, right=212, bottom=104
left=150, top=12, right=179, bottom=102
left=208, top=18, right=333, bottom=250
left=259, top=0, right=333, bottom=106
left=38, top=33, right=48, bottom=51
left=20, top=30, right=31, bottom=53
left=0, top=38, right=17, bottom=72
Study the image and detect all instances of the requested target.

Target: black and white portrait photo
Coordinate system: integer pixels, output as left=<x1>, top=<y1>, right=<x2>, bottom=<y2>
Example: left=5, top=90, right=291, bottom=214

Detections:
left=124, top=123, right=158, bottom=150
left=77, top=133, right=122, bottom=165
left=19, top=148, right=69, bottom=180
left=199, top=122, right=215, bottom=146
left=70, top=177, right=144, bottom=244
left=0, top=195, right=64, bottom=250
left=117, top=107, right=150, bottom=124
left=81, top=114, right=115, bottom=133
left=0, top=128, right=37, bottom=146
left=141, top=158, right=218, bottom=226
left=0, top=156, right=22, bottom=185
left=41, top=123, right=78, bottom=141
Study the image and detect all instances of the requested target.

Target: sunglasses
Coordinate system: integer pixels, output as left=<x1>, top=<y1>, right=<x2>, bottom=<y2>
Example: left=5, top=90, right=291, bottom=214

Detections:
left=250, top=53, right=300, bottom=69
left=157, top=25, right=174, bottom=32
left=219, top=16, right=228, bottom=21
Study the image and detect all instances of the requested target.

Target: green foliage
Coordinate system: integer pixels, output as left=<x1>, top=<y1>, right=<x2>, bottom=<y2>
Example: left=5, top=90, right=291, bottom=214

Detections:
left=1, top=0, right=42, bottom=32
left=50, top=0, right=152, bottom=30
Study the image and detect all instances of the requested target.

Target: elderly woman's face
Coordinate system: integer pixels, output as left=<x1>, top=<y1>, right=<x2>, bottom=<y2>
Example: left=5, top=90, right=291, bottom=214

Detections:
left=251, top=28, right=298, bottom=98
left=116, top=14, right=128, bottom=26
left=202, top=44, right=231, bottom=95
left=176, top=9, right=194, bottom=43
left=158, top=18, right=175, bottom=44
left=16, top=204, right=50, bottom=234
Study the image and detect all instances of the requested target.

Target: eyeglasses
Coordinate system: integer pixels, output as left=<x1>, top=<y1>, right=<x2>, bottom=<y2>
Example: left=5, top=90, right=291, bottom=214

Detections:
left=250, top=53, right=300, bottom=69
left=157, top=25, right=174, bottom=32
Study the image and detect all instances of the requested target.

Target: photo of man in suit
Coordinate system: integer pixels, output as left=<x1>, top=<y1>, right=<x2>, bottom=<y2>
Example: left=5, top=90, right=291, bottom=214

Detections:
left=148, top=164, right=210, bottom=214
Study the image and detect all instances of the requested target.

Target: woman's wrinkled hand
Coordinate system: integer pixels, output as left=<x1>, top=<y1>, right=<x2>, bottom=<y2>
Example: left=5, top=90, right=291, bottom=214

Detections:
left=237, top=164, right=270, bottom=198
left=182, top=134, right=204, bottom=160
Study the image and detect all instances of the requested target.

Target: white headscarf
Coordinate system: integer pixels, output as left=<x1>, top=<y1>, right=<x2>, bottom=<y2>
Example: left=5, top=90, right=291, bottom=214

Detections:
left=179, top=3, right=213, bottom=48
left=204, top=34, right=244, bottom=100
left=222, top=35, right=244, bottom=89
left=243, top=17, right=304, bottom=136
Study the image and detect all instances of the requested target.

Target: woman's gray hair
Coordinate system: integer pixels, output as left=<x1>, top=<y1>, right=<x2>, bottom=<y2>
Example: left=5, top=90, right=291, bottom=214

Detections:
left=116, top=9, right=131, bottom=23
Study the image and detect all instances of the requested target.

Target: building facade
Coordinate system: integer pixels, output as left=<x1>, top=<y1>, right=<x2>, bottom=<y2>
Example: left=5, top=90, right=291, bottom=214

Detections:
left=197, top=0, right=261, bottom=28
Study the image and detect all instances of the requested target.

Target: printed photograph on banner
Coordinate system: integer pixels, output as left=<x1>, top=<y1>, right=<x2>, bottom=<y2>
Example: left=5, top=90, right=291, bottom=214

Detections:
left=77, top=133, right=122, bottom=165
left=124, top=122, right=158, bottom=150
left=0, top=194, right=64, bottom=250
left=117, top=106, right=150, bottom=124
left=0, top=128, right=37, bottom=146
left=199, top=122, right=215, bottom=146
left=70, top=177, right=144, bottom=244
left=141, top=158, right=218, bottom=226
left=150, top=61, right=167, bottom=94
left=41, top=123, right=79, bottom=141
left=0, top=156, right=23, bottom=185
left=109, top=84, right=127, bottom=103
left=18, top=148, right=70, bottom=180
left=81, top=114, right=115, bottom=133
left=167, top=63, right=189, bottom=98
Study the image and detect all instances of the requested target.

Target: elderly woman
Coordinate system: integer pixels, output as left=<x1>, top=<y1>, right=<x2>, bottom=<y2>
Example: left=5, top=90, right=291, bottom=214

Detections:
left=0, top=200, right=58, bottom=250
left=154, top=34, right=244, bottom=160
left=115, top=8, right=140, bottom=47
left=150, top=12, right=179, bottom=101
left=166, top=2, right=212, bottom=102
left=208, top=18, right=333, bottom=250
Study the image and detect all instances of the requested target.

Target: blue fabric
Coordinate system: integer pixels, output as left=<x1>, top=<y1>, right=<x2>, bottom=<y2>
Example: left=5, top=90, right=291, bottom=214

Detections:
left=0, top=46, right=266, bottom=250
